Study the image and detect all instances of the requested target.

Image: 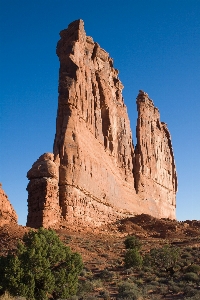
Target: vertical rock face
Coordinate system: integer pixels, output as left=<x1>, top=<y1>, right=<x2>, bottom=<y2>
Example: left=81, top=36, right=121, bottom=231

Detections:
left=26, top=153, right=61, bottom=228
left=26, top=20, right=177, bottom=228
left=53, top=19, right=140, bottom=226
left=0, top=183, right=18, bottom=226
left=134, top=91, right=177, bottom=218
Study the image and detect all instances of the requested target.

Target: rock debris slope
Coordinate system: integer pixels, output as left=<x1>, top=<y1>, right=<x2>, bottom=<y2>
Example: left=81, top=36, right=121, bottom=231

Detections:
left=27, top=19, right=177, bottom=228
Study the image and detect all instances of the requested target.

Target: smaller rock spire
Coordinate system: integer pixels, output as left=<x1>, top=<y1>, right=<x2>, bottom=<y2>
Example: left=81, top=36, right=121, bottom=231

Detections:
left=0, top=183, right=18, bottom=226
left=26, top=153, right=61, bottom=229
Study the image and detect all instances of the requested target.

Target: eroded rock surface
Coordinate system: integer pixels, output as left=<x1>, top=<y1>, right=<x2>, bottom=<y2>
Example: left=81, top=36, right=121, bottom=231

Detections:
left=0, top=183, right=17, bottom=226
left=53, top=19, right=140, bottom=227
left=26, top=20, right=177, bottom=228
left=134, top=91, right=177, bottom=218
left=26, top=153, right=61, bottom=228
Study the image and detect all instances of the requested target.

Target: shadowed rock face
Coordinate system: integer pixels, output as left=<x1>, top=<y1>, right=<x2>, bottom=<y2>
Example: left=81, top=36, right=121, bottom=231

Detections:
left=26, top=20, right=177, bottom=228
left=0, top=183, right=17, bottom=226
left=26, top=153, right=61, bottom=228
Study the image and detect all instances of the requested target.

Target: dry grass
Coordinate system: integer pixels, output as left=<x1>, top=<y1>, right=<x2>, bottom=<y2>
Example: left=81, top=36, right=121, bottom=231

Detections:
left=0, top=292, right=14, bottom=300
left=0, top=292, right=26, bottom=300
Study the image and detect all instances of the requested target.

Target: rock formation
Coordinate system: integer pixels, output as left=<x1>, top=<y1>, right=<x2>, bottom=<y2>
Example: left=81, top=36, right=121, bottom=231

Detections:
left=134, top=91, right=177, bottom=217
left=0, top=183, right=18, bottom=226
left=26, top=19, right=177, bottom=228
left=27, top=153, right=61, bottom=228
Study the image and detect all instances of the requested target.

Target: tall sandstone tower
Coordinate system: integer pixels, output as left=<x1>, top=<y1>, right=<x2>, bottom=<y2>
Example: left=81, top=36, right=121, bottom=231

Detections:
left=27, top=20, right=177, bottom=228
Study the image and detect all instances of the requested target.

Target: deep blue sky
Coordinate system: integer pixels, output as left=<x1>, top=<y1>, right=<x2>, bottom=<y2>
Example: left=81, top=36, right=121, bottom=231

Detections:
left=0, top=0, right=199, bottom=225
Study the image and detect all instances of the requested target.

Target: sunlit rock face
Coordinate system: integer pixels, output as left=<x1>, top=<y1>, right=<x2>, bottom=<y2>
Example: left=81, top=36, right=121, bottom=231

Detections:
left=134, top=91, right=177, bottom=219
left=0, top=183, right=18, bottom=226
left=53, top=19, right=140, bottom=226
left=26, top=20, right=177, bottom=228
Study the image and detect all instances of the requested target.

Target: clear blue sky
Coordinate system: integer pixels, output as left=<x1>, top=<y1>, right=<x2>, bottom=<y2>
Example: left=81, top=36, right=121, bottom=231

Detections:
left=0, top=0, right=199, bottom=225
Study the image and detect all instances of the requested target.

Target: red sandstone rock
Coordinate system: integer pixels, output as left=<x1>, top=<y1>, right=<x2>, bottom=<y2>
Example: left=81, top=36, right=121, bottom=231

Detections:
left=26, top=153, right=61, bottom=228
left=27, top=153, right=59, bottom=180
left=26, top=20, right=177, bottom=229
left=0, top=183, right=18, bottom=226
left=134, top=90, right=177, bottom=218
left=53, top=19, right=138, bottom=227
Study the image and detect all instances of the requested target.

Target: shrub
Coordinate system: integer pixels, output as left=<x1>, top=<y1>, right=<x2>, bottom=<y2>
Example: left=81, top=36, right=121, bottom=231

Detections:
left=0, top=228, right=83, bottom=299
left=184, top=285, right=198, bottom=297
left=90, top=279, right=103, bottom=289
left=117, top=282, right=140, bottom=300
left=124, top=236, right=141, bottom=250
left=181, top=252, right=193, bottom=259
left=148, top=245, right=180, bottom=273
left=169, top=283, right=182, bottom=294
left=98, top=269, right=114, bottom=281
left=184, top=293, right=200, bottom=300
left=66, top=296, right=78, bottom=300
left=81, top=297, right=97, bottom=300
left=99, top=289, right=110, bottom=299
left=186, top=264, right=200, bottom=274
left=124, top=249, right=143, bottom=268
left=77, top=280, right=94, bottom=296
left=183, top=272, right=199, bottom=282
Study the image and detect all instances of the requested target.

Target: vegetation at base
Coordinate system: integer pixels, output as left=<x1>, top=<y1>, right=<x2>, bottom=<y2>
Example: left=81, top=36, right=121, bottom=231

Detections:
left=0, top=232, right=200, bottom=299
left=124, top=249, right=143, bottom=268
left=123, top=235, right=181, bottom=274
left=146, top=244, right=180, bottom=275
left=124, top=236, right=143, bottom=268
left=123, top=235, right=141, bottom=250
left=117, top=282, right=141, bottom=300
left=121, top=235, right=200, bottom=299
left=0, top=228, right=83, bottom=300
